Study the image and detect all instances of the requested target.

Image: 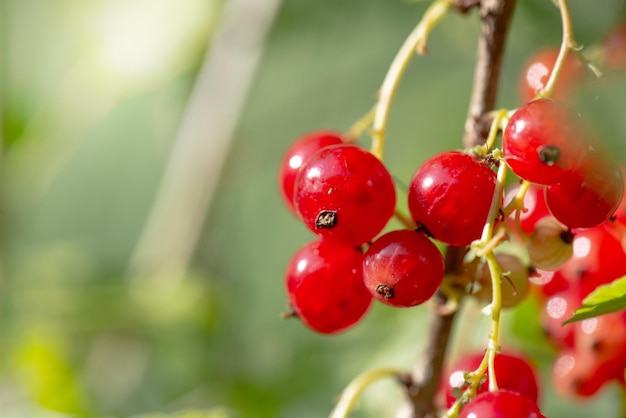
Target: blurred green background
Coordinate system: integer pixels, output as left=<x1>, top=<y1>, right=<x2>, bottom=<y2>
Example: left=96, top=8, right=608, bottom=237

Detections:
left=1, top=0, right=626, bottom=417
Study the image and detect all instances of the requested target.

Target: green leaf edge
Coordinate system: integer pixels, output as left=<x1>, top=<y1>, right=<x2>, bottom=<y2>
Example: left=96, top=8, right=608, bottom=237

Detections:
left=563, top=275, right=626, bottom=325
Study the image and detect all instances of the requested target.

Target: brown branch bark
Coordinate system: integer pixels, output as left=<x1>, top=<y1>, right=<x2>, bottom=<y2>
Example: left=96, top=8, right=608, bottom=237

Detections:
left=402, top=1, right=517, bottom=417
left=463, top=0, right=518, bottom=149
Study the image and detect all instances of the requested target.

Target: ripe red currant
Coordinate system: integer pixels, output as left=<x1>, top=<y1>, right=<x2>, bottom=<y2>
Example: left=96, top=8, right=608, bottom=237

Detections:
left=295, top=144, right=396, bottom=246
left=551, top=350, right=610, bottom=398
left=519, top=47, right=585, bottom=103
left=285, top=239, right=372, bottom=334
left=407, top=151, right=496, bottom=247
left=444, top=352, right=540, bottom=408
left=458, top=390, right=545, bottom=418
left=545, top=148, right=624, bottom=229
left=558, top=226, right=626, bottom=297
left=362, top=230, right=444, bottom=307
left=278, top=130, right=344, bottom=213
left=503, top=99, right=588, bottom=185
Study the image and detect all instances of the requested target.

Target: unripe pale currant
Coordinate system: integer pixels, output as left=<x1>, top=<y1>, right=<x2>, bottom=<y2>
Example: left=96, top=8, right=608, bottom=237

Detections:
left=527, top=216, right=573, bottom=271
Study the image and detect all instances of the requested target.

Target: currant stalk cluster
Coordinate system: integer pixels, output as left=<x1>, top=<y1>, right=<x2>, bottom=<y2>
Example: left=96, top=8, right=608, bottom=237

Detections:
left=276, top=1, right=626, bottom=416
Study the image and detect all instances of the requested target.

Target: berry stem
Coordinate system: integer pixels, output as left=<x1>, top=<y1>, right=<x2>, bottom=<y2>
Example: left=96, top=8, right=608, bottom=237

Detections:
left=479, top=157, right=507, bottom=244
left=475, top=109, right=508, bottom=156
left=394, top=209, right=418, bottom=230
left=538, top=0, right=576, bottom=99
left=477, top=160, right=508, bottom=388
left=370, top=0, right=452, bottom=160
left=328, top=368, right=405, bottom=418
left=347, top=106, right=376, bottom=141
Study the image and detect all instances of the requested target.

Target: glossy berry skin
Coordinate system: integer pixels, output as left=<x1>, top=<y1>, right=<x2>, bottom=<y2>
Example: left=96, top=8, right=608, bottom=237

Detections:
left=558, top=226, right=626, bottom=297
left=459, top=390, right=545, bottom=418
left=362, top=230, right=444, bottom=307
left=408, top=151, right=496, bottom=247
left=519, top=47, right=585, bottom=103
left=278, top=130, right=344, bottom=213
left=285, top=239, right=372, bottom=334
left=503, top=99, right=588, bottom=185
left=545, top=149, right=624, bottom=229
left=295, top=144, right=396, bottom=246
left=444, top=352, right=540, bottom=408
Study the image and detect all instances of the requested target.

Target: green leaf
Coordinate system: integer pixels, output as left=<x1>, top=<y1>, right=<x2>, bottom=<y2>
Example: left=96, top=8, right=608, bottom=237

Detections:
left=563, top=275, right=626, bottom=324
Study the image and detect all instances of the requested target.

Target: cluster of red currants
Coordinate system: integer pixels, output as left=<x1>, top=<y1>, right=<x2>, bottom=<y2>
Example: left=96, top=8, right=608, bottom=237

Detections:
left=511, top=178, right=626, bottom=398
left=502, top=30, right=626, bottom=401
left=277, top=18, right=626, bottom=416
left=278, top=131, right=454, bottom=334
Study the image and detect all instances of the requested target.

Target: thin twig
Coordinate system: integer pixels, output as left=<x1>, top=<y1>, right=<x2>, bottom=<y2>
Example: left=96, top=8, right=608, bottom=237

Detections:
left=462, top=0, right=518, bottom=149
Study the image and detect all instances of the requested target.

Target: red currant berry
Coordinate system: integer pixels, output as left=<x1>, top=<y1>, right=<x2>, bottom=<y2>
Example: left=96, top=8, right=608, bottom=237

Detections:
left=558, top=226, right=626, bottom=297
left=503, top=99, right=588, bottom=185
left=603, top=25, right=626, bottom=70
left=407, top=151, right=496, bottom=247
left=295, top=144, right=396, bottom=246
left=545, top=149, right=624, bottom=229
left=362, top=230, right=444, bottom=307
left=278, top=130, right=344, bottom=213
left=519, top=47, right=585, bottom=103
left=574, top=311, right=626, bottom=376
left=285, top=239, right=372, bottom=334
left=459, top=390, right=545, bottom=418
left=552, top=350, right=610, bottom=398
left=444, top=352, right=540, bottom=407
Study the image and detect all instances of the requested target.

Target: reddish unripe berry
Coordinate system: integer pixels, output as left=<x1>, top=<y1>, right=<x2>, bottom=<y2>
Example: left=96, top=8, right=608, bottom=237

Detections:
left=278, top=130, right=344, bottom=213
left=444, top=352, right=540, bottom=407
left=459, top=390, right=545, bottom=418
left=519, top=47, right=585, bottom=103
left=285, top=239, right=372, bottom=334
left=408, top=151, right=496, bottom=247
left=545, top=149, right=624, bottom=229
left=295, top=144, right=396, bottom=246
left=505, top=182, right=550, bottom=235
left=603, top=25, right=626, bottom=70
left=503, top=99, right=589, bottom=185
left=558, top=226, right=626, bottom=297
left=362, top=230, right=444, bottom=307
